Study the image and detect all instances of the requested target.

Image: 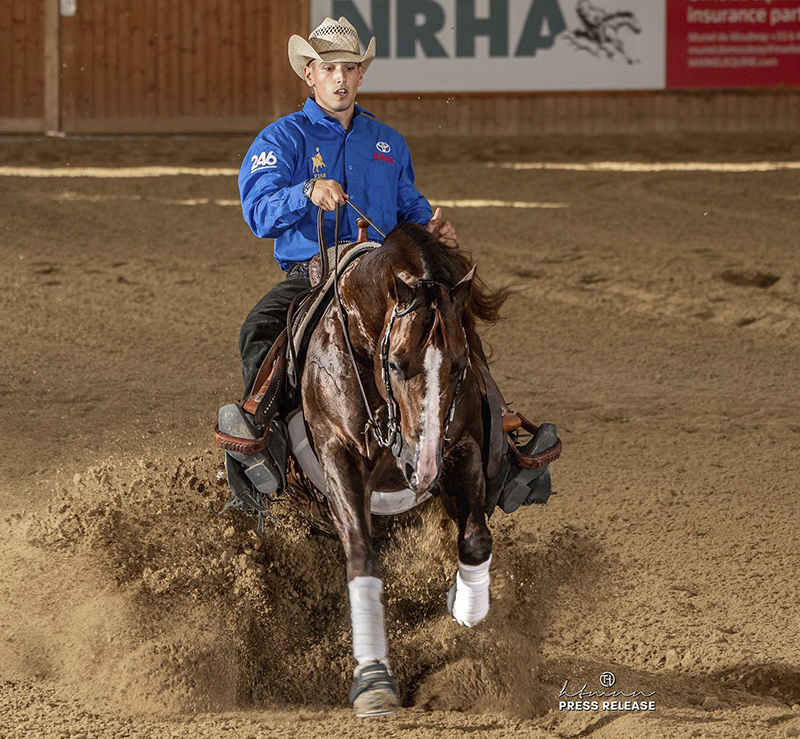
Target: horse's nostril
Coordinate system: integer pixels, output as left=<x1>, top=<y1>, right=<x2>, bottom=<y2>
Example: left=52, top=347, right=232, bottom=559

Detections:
left=404, top=463, right=415, bottom=484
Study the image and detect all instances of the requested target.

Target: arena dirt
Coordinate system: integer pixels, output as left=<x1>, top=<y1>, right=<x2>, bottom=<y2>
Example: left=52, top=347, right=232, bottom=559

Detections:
left=1, top=132, right=799, bottom=738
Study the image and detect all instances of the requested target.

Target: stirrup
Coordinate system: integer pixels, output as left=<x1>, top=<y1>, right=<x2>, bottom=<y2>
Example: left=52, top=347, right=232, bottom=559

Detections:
left=497, top=420, right=560, bottom=514
left=211, top=405, right=288, bottom=532
left=502, top=411, right=562, bottom=469
left=214, top=402, right=270, bottom=455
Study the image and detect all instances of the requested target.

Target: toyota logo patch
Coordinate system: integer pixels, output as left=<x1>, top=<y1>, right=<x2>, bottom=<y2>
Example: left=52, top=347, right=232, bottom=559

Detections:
left=376, top=141, right=391, bottom=154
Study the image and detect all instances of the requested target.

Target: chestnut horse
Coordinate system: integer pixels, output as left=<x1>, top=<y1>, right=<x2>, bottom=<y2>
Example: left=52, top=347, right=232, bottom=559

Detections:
left=301, top=220, right=507, bottom=717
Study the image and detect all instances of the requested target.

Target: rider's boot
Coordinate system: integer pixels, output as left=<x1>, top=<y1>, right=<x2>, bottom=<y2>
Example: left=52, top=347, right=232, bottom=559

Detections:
left=495, top=422, right=557, bottom=513
left=214, top=404, right=288, bottom=531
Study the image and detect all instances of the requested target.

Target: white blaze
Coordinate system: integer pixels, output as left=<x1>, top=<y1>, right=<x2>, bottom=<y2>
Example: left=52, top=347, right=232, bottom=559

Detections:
left=417, top=344, right=443, bottom=489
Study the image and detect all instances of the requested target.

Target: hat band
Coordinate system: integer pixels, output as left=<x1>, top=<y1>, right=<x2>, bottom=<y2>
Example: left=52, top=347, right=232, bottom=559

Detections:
left=311, top=49, right=365, bottom=62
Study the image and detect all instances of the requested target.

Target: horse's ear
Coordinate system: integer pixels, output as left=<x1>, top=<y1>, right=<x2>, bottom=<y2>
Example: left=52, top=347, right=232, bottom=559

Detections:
left=450, top=266, right=476, bottom=311
left=388, top=269, right=415, bottom=307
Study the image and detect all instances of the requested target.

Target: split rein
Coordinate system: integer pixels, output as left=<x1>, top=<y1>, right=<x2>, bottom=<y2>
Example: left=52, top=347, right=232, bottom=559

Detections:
left=317, top=204, right=468, bottom=460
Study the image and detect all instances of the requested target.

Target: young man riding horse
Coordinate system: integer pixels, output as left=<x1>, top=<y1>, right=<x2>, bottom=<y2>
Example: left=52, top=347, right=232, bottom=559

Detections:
left=216, top=16, right=560, bottom=719
left=237, top=17, right=455, bottom=398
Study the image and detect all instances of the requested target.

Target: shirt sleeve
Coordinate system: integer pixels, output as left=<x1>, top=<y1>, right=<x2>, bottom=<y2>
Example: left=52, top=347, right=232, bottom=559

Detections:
left=238, top=124, right=309, bottom=239
left=395, top=137, right=433, bottom=226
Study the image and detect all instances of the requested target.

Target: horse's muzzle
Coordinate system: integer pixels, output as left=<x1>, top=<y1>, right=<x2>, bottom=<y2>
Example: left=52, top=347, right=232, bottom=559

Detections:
left=401, top=441, right=442, bottom=493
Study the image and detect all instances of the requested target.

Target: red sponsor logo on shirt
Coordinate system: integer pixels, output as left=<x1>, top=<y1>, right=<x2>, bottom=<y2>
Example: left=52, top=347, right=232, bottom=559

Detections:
left=373, top=151, right=395, bottom=165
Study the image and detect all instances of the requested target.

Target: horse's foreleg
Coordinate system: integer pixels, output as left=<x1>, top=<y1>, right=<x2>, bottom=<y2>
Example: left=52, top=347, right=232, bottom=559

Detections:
left=319, top=442, right=399, bottom=717
left=440, top=440, right=493, bottom=627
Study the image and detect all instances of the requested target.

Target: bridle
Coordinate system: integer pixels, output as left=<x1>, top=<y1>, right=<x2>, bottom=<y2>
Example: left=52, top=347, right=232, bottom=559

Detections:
left=318, top=204, right=469, bottom=460
left=375, top=279, right=469, bottom=458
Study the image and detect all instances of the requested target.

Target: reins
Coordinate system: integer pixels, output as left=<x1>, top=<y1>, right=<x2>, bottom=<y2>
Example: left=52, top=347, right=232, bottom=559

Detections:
left=328, top=205, right=393, bottom=453
left=323, top=204, right=401, bottom=453
left=284, top=202, right=361, bottom=391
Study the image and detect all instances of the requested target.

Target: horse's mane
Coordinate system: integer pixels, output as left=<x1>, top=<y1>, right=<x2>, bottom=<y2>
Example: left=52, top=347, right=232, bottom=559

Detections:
left=384, top=221, right=510, bottom=361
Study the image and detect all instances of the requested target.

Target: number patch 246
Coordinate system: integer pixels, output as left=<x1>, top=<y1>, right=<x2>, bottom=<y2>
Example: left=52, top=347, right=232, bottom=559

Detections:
left=251, top=150, right=278, bottom=172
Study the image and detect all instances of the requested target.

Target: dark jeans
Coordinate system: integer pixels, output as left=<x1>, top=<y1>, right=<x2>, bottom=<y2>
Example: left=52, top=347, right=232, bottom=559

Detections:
left=239, top=273, right=312, bottom=394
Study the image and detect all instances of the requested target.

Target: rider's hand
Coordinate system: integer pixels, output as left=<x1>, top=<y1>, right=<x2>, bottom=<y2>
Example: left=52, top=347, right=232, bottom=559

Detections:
left=425, top=207, right=458, bottom=247
left=310, top=179, right=348, bottom=211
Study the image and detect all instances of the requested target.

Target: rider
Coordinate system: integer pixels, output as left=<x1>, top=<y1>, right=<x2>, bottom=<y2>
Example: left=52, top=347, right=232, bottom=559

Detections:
left=218, top=17, right=458, bottom=508
left=238, top=16, right=456, bottom=396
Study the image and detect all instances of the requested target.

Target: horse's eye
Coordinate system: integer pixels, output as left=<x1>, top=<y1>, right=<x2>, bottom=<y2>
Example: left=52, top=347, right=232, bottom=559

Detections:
left=389, top=361, right=400, bottom=374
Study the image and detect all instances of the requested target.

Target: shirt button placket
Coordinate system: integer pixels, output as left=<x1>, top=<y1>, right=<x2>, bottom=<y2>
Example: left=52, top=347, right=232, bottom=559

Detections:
left=342, top=134, right=351, bottom=239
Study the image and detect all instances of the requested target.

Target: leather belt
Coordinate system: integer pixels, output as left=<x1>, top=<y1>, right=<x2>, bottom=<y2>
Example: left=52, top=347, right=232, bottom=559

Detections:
left=286, top=260, right=311, bottom=278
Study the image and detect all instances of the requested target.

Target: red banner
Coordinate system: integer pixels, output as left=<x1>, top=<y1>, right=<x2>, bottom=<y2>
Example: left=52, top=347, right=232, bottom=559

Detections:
left=667, top=0, right=800, bottom=87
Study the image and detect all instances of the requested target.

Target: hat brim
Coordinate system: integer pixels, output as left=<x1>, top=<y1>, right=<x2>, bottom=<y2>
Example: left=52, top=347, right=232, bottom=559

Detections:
left=288, top=35, right=376, bottom=79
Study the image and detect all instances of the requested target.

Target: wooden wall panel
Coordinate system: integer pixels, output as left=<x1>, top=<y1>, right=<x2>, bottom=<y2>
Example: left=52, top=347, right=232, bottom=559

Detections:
left=0, top=0, right=45, bottom=122
left=357, top=90, right=800, bottom=138
left=2, top=1, right=797, bottom=135
left=60, top=0, right=309, bottom=132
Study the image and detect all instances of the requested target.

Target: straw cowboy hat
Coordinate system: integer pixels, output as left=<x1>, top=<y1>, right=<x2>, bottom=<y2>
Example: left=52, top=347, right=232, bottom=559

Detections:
left=288, top=17, right=376, bottom=79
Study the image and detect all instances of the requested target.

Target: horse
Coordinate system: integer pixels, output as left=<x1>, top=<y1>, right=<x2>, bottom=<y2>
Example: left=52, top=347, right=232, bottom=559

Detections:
left=300, top=220, right=508, bottom=717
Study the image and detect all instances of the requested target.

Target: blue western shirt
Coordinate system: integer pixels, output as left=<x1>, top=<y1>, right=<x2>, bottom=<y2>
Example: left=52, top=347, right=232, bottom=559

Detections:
left=239, top=97, right=433, bottom=271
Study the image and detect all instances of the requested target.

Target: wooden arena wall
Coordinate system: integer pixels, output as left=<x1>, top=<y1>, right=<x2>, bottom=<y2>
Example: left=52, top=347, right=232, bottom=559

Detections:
left=356, top=90, right=800, bottom=137
left=1, top=0, right=798, bottom=136
left=0, top=0, right=48, bottom=132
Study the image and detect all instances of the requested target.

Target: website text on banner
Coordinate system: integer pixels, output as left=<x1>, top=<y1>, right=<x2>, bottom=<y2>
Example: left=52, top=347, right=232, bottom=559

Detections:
left=311, top=0, right=666, bottom=92
left=667, top=0, right=800, bottom=87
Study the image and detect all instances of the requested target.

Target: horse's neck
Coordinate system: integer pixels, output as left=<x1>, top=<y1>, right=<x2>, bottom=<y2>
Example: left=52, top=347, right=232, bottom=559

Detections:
left=344, top=247, right=423, bottom=341
left=340, top=255, right=392, bottom=352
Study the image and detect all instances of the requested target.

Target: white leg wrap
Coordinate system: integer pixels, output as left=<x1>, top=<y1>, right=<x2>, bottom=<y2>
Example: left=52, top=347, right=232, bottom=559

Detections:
left=348, top=576, right=390, bottom=671
left=452, top=556, right=492, bottom=628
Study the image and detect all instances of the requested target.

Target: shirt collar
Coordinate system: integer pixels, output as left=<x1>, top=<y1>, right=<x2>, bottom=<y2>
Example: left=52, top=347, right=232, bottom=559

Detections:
left=302, top=97, right=372, bottom=126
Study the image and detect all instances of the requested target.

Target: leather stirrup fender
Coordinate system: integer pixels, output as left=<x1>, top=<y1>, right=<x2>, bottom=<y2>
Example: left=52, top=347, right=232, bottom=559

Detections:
left=214, top=332, right=289, bottom=456
left=244, top=331, right=288, bottom=411
left=472, top=359, right=507, bottom=482
left=214, top=424, right=270, bottom=455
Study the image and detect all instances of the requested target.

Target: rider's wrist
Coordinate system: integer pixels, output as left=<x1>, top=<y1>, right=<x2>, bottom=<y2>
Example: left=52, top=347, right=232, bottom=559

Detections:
left=302, top=178, right=316, bottom=200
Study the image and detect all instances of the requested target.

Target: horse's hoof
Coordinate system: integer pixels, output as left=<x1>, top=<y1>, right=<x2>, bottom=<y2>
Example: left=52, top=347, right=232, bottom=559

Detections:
left=349, top=661, right=399, bottom=718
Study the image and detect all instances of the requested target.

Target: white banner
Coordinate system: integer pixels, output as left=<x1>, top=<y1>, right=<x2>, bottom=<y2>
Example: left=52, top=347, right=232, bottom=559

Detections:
left=310, top=0, right=666, bottom=92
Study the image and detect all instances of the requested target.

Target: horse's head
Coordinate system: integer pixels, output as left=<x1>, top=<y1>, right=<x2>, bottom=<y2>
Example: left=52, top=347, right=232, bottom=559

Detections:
left=379, top=267, right=475, bottom=493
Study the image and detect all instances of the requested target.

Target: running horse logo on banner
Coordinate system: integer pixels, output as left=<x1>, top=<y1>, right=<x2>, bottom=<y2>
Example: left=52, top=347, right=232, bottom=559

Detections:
left=565, top=0, right=642, bottom=64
